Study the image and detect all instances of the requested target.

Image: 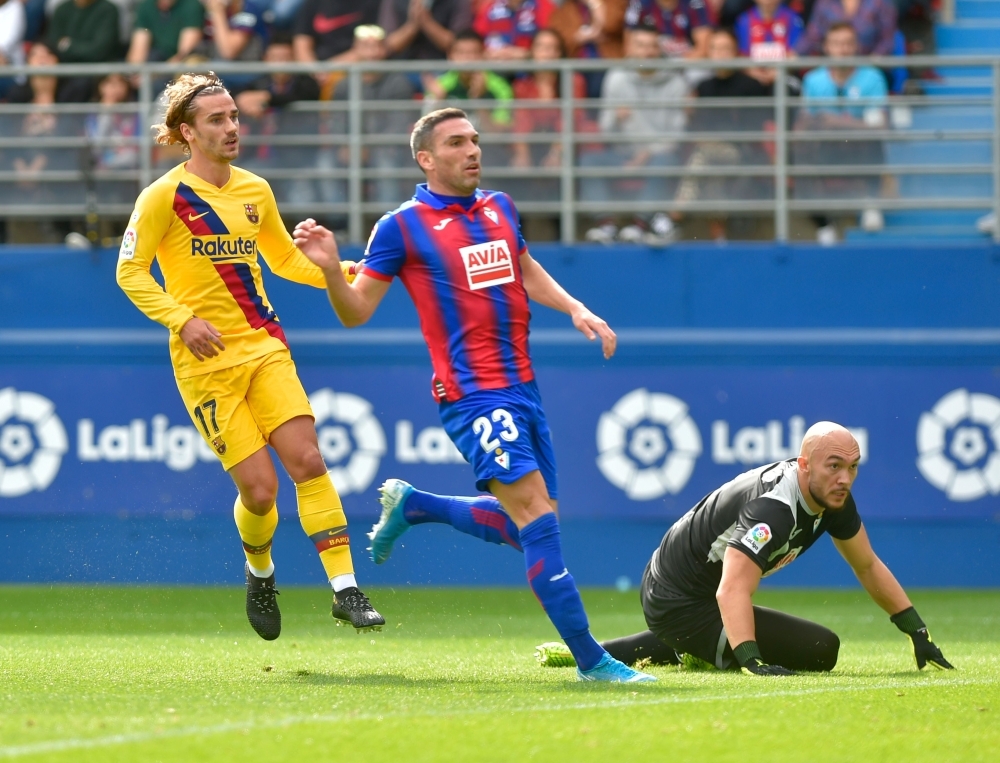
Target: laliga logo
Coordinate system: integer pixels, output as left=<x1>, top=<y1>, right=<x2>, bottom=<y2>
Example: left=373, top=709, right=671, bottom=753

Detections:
left=309, top=388, right=386, bottom=496
left=596, top=388, right=702, bottom=500
left=917, top=388, right=1000, bottom=501
left=0, top=388, right=68, bottom=497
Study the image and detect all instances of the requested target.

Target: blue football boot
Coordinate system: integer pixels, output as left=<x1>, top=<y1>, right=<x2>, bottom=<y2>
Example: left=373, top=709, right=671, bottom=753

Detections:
left=577, top=653, right=658, bottom=683
left=367, top=479, right=415, bottom=564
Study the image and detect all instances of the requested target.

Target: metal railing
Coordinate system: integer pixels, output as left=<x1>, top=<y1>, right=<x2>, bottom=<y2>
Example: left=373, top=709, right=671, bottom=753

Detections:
left=0, top=55, right=998, bottom=244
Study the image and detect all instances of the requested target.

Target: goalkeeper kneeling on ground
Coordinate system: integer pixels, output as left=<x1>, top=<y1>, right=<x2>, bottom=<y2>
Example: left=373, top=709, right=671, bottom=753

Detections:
left=537, top=421, right=954, bottom=675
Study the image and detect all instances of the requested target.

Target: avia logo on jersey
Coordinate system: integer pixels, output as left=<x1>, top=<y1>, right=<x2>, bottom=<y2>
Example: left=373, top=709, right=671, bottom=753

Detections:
left=596, top=388, right=702, bottom=500
left=0, top=388, right=68, bottom=497
left=740, top=523, right=772, bottom=553
left=917, top=388, right=1000, bottom=501
left=190, top=236, right=258, bottom=258
left=309, top=388, right=386, bottom=496
left=460, top=239, right=515, bottom=290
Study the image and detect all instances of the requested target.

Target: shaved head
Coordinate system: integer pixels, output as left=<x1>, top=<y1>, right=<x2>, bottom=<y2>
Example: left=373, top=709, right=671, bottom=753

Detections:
left=797, top=421, right=861, bottom=513
left=799, top=421, right=859, bottom=461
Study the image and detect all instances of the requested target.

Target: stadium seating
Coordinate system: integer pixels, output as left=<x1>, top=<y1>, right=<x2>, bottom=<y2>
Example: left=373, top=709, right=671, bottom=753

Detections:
left=845, top=0, right=999, bottom=241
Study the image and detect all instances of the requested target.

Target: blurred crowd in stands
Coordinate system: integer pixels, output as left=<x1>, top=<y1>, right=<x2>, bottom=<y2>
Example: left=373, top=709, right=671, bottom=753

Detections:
left=0, top=0, right=944, bottom=242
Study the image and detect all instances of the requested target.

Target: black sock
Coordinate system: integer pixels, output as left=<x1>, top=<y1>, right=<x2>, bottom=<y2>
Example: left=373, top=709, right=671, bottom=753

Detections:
left=601, top=630, right=681, bottom=666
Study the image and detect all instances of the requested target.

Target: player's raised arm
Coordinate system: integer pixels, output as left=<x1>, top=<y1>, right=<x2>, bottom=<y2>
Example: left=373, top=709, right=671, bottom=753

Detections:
left=292, top=218, right=390, bottom=327
left=519, top=252, right=617, bottom=359
left=256, top=183, right=358, bottom=288
left=833, top=528, right=954, bottom=670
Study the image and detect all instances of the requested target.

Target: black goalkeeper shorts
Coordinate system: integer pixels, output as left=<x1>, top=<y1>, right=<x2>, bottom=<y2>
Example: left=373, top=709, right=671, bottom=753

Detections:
left=640, top=562, right=841, bottom=672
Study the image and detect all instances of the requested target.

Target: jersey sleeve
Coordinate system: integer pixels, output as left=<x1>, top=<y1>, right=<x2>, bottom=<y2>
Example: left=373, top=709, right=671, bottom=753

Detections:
left=824, top=495, right=863, bottom=540
left=727, top=497, right=795, bottom=571
left=359, top=214, right=406, bottom=282
left=503, top=193, right=527, bottom=254
left=734, top=14, right=750, bottom=55
left=115, top=184, right=195, bottom=334
left=255, top=180, right=328, bottom=289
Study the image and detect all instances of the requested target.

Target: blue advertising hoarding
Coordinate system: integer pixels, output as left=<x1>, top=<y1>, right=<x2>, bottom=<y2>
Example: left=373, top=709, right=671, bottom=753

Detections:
left=2, top=365, right=998, bottom=523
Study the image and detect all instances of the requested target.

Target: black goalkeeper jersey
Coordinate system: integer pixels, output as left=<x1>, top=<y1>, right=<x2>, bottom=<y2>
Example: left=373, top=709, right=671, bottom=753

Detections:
left=649, top=459, right=863, bottom=599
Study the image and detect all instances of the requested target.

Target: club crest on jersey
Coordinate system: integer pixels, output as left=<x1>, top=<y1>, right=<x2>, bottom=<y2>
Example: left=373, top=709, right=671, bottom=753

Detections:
left=212, top=436, right=227, bottom=455
left=495, top=450, right=510, bottom=469
left=460, top=239, right=515, bottom=290
left=243, top=204, right=259, bottom=224
left=483, top=207, right=499, bottom=225
left=740, top=522, right=772, bottom=553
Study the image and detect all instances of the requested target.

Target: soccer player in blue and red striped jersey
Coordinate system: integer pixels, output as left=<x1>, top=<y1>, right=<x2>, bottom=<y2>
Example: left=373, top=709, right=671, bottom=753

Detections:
left=293, top=107, right=656, bottom=683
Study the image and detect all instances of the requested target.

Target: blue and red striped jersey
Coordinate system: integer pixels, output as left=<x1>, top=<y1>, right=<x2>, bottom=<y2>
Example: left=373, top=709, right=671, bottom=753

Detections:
left=735, top=7, right=803, bottom=59
left=361, top=184, right=533, bottom=402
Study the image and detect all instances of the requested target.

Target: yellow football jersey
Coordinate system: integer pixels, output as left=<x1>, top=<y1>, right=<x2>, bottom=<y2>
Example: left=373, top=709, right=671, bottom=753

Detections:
left=117, top=163, right=329, bottom=379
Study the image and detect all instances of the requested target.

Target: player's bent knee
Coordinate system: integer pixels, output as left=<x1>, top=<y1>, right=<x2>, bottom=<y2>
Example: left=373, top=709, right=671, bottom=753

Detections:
left=816, top=631, right=840, bottom=672
left=240, top=480, right=278, bottom=515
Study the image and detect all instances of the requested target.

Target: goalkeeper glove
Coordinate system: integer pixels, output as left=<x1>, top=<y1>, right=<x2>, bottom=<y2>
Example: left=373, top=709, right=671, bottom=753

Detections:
left=890, top=606, right=954, bottom=671
left=733, top=641, right=796, bottom=676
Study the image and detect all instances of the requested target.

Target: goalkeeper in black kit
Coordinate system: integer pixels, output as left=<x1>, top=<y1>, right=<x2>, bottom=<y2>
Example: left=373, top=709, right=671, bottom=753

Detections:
left=537, top=421, right=954, bottom=675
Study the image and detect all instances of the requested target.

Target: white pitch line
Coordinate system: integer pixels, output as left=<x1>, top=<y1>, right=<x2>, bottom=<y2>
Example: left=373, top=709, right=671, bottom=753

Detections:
left=0, top=677, right=991, bottom=759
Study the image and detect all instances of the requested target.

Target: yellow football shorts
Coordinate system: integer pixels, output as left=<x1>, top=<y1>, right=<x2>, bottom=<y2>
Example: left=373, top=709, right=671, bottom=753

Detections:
left=175, top=349, right=314, bottom=470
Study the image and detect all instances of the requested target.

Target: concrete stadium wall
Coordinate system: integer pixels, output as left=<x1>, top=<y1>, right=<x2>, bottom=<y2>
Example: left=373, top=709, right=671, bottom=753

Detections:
left=2, top=241, right=999, bottom=587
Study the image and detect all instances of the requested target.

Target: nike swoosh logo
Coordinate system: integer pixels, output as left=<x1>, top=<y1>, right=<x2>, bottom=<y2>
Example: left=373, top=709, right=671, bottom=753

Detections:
left=313, top=12, right=362, bottom=35
left=188, top=211, right=210, bottom=221
left=549, top=569, right=569, bottom=582
left=433, top=218, right=453, bottom=230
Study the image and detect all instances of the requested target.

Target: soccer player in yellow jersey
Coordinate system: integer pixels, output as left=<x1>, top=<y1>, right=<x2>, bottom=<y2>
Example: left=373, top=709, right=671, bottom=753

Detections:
left=116, top=72, right=384, bottom=639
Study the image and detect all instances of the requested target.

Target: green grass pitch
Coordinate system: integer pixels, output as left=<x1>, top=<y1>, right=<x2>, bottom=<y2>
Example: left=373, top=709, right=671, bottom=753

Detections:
left=0, top=586, right=997, bottom=762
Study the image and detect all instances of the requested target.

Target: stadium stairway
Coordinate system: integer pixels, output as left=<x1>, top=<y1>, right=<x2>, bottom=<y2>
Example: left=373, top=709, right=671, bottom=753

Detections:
left=843, top=0, right=998, bottom=242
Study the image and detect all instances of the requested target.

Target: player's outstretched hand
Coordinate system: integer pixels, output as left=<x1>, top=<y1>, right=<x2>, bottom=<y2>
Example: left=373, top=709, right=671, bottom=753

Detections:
left=571, top=307, right=617, bottom=359
left=740, top=658, right=796, bottom=676
left=293, top=218, right=341, bottom=272
left=909, top=628, right=954, bottom=670
left=180, top=317, right=225, bottom=361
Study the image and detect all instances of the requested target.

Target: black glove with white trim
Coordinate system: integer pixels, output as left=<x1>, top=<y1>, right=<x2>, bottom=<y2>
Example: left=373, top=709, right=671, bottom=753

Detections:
left=890, top=607, right=954, bottom=671
left=734, top=641, right=795, bottom=676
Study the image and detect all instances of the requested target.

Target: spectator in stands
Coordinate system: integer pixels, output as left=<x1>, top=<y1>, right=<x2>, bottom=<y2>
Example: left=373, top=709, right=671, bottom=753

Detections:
left=197, top=0, right=269, bottom=63
left=45, top=0, right=122, bottom=62
left=546, top=0, right=608, bottom=60
left=794, top=21, right=887, bottom=243
left=3, top=42, right=84, bottom=210
left=736, top=0, right=804, bottom=85
left=796, top=0, right=896, bottom=56
left=126, top=0, right=204, bottom=65
left=582, top=22, right=687, bottom=244
left=233, top=32, right=321, bottom=198
left=293, top=0, right=381, bottom=65
left=85, top=73, right=139, bottom=170
left=322, top=25, right=416, bottom=213
left=0, top=0, right=27, bottom=100
left=84, top=72, right=140, bottom=204
left=473, top=0, right=556, bottom=60
left=623, top=0, right=713, bottom=59
left=736, top=0, right=803, bottom=59
left=510, top=28, right=597, bottom=205
left=378, top=0, right=472, bottom=60
left=44, top=0, right=122, bottom=100
left=674, top=27, right=773, bottom=241
left=718, top=0, right=815, bottom=28
left=425, top=30, right=513, bottom=134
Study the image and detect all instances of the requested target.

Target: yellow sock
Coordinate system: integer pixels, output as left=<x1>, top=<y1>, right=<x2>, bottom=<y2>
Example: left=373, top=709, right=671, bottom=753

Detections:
left=296, top=473, right=354, bottom=579
left=234, top=497, right=278, bottom=574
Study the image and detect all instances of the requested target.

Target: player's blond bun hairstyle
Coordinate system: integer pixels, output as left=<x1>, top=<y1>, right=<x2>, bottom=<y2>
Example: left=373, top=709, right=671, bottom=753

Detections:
left=153, top=72, right=230, bottom=155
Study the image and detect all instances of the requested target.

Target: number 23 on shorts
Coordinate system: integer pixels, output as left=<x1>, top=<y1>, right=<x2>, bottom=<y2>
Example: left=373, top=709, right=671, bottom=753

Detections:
left=472, top=408, right=520, bottom=452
